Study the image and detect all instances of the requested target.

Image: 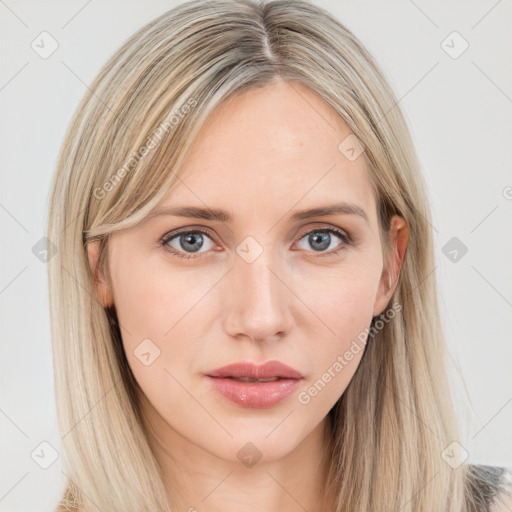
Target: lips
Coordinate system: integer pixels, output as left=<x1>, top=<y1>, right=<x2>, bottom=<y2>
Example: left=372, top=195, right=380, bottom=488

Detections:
left=204, top=361, right=304, bottom=408
left=206, top=360, right=304, bottom=380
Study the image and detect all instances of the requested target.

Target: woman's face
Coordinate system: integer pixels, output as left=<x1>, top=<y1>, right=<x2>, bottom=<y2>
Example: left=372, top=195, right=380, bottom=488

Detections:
left=89, top=79, right=407, bottom=465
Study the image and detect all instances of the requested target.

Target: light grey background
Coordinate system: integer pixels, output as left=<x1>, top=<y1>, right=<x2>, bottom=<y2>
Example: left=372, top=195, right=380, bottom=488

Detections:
left=1, top=0, right=511, bottom=510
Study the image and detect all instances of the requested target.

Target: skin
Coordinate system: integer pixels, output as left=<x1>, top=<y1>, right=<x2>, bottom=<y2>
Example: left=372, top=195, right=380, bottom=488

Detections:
left=88, top=79, right=408, bottom=512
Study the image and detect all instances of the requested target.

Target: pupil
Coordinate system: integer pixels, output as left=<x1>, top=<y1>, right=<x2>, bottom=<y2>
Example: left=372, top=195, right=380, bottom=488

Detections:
left=309, top=231, right=330, bottom=251
left=181, top=233, right=204, bottom=252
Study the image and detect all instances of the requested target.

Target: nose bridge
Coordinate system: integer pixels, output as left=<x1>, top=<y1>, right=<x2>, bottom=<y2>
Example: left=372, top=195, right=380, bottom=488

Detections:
left=222, top=239, right=292, bottom=341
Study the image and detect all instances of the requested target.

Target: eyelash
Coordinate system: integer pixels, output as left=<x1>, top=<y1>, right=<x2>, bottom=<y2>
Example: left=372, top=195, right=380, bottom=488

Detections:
left=160, top=226, right=353, bottom=261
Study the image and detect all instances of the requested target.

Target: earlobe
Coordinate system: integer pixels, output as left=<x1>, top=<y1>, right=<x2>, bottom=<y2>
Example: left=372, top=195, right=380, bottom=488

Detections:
left=86, top=240, right=113, bottom=308
left=373, top=215, right=409, bottom=317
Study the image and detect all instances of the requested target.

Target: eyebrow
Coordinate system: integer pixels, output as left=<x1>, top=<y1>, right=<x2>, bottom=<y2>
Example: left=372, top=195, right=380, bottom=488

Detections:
left=147, top=201, right=369, bottom=224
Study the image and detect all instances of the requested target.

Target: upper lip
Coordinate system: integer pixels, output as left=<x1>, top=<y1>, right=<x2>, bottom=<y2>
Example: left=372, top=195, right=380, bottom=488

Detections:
left=206, top=360, right=303, bottom=379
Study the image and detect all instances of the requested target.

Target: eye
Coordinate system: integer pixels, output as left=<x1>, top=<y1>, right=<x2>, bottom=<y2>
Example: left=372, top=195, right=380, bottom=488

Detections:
left=161, top=228, right=216, bottom=260
left=295, top=227, right=351, bottom=256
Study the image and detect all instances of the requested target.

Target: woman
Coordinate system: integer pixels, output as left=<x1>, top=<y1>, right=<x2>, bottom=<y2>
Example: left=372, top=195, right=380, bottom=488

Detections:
left=47, top=0, right=511, bottom=510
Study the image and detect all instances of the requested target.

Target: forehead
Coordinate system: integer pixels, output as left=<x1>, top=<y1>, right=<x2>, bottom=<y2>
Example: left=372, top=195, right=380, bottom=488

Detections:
left=159, top=80, right=376, bottom=225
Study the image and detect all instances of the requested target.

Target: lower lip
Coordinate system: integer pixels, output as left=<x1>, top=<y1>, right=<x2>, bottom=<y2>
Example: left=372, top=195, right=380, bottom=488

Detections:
left=204, top=376, right=302, bottom=408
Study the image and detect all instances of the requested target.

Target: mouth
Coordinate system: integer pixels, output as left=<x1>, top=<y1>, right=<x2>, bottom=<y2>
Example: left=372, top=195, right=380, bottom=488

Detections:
left=204, top=360, right=304, bottom=408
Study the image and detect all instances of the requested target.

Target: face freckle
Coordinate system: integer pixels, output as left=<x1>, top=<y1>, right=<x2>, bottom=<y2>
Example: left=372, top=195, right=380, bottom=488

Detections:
left=103, top=79, right=392, bottom=469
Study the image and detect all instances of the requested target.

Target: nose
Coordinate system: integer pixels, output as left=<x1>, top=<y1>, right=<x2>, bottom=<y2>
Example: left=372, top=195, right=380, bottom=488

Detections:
left=221, top=251, right=294, bottom=344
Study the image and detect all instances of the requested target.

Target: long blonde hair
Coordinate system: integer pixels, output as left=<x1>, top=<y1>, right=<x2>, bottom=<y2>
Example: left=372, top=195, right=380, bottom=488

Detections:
left=48, top=0, right=494, bottom=510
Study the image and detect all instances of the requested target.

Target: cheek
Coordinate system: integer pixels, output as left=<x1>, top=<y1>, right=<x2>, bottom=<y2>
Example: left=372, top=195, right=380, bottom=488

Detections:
left=111, top=249, right=211, bottom=336
left=293, top=258, right=381, bottom=405
left=110, top=265, right=203, bottom=418
left=297, top=252, right=382, bottom=335
left=110, top=256, right=221, bottom=378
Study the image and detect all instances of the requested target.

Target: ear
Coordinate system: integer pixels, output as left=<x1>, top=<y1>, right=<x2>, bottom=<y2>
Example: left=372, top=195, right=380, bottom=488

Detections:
left=87, top=240, right=113, bottom=308
left=373, top=215, right=409, bottom=317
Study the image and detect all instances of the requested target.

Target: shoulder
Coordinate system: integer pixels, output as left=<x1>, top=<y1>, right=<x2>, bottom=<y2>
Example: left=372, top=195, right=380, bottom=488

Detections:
left=466, top=463, right=512, bottom=512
